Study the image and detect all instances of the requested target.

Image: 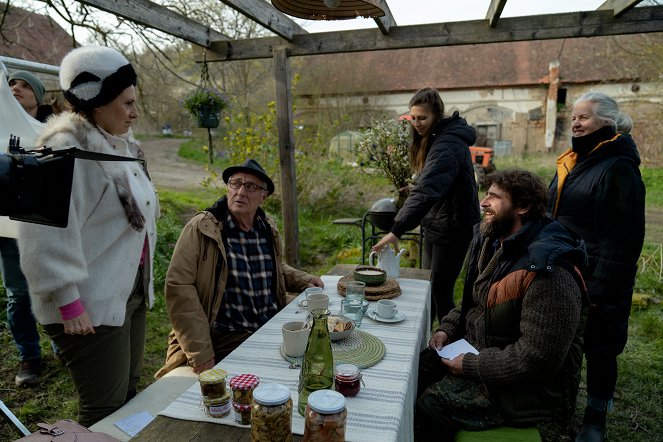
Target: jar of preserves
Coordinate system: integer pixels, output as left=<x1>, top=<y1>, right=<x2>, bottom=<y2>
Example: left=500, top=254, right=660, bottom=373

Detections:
left=334, top=364, right=362, bottom=398
left=233, top=402, right=252, bottom=425
left=203, top=390, right=231, bottom=418
left=198, top=368, right=227, bottom=400
left=251, top=383, right=293, bottom=442
left=303, top=389, right=347, bottom=441
left=230, top=373, right=260, bottom=405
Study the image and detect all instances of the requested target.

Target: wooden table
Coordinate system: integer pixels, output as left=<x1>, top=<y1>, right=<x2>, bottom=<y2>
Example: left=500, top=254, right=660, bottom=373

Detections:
left=115, top=266, right=431, bottom=441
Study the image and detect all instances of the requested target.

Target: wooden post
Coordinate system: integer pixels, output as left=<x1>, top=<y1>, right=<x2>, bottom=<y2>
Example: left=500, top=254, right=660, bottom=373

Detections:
left=545, top=60, right=560, bottom=150
left=273, top=47, right=300, bottom=266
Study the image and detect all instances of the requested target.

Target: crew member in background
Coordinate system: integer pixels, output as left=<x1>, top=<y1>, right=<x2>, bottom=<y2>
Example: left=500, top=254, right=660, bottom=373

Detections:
left=2, top=70, right=54, bottom=386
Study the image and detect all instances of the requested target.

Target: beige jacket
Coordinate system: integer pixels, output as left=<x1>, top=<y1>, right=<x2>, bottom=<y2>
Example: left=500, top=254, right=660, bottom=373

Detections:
left=155, top=199, right=314, bottom=378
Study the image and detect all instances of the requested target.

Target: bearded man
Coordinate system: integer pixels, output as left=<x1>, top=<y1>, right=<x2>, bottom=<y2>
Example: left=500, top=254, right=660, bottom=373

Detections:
left=415, top=169, right=588, bottom=440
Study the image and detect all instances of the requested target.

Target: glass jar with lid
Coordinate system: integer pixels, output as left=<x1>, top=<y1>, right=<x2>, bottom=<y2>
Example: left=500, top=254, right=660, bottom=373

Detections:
left=334, top=364, right=362, bottom=398
left=233, top=402, right=252, bottom=425
left=198, top=368, right=228, bottom=400
left=303, top=389, right=347, bottom=441
left=203, top=390, right=231, bottom=418
left=251, top=383, right=293, bottom=442
left=230, top=373, right=260, bottom=405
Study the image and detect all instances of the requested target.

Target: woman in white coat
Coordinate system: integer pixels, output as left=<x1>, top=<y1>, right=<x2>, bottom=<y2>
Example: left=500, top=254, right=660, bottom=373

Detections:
left=18, top=45, right=158, bottom=426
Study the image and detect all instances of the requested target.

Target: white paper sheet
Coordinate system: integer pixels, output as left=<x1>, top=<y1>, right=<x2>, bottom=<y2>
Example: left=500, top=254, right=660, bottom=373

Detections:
left=113, top=410, right=154, bottom=437
left=436, top=338, right=479, bottom=359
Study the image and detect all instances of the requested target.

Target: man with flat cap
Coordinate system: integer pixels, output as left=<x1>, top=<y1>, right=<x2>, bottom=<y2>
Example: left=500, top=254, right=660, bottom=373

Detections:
left=156, top=159, right=324, bottom=378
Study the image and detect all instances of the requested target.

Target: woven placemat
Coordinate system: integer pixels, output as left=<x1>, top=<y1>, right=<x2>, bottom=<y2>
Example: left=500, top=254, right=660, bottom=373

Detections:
left=280, top=329, right=385, bottom=369
left=337, top=275, right=401, bottom=301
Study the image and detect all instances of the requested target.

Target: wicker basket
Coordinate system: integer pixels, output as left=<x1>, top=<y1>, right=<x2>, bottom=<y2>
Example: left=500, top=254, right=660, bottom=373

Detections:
left=337, top=275, right=401, bottom=301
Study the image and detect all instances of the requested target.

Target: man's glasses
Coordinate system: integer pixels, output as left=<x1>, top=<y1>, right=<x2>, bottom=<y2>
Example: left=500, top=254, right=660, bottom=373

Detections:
left=228, top=179, right=267, bottom=193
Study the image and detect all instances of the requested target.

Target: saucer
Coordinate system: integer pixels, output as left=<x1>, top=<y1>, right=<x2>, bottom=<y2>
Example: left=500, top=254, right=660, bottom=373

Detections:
left=368, top=309, right=406, bottom=323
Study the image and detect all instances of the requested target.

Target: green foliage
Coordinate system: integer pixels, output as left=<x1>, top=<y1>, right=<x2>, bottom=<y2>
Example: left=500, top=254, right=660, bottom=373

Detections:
left=182, top=87, right=229, bottom=118
left=641, top=167, right=663, bottom=207
left=493, top=151, right=557, bottom=183
left=178, top=137, right=212, bottom=163
left=221, top=100, right=280, bottom=180
left=357, top=117, right=412, bottom=207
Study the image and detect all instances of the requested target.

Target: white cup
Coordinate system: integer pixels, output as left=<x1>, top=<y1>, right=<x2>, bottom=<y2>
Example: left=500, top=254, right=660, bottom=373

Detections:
left=307, top=293, right=330, bottom=312
left=300, top=287, right=324, bottom=307
left=282, top=321, right=310, bottom=357
left=377, top=299, right=398, bottom=319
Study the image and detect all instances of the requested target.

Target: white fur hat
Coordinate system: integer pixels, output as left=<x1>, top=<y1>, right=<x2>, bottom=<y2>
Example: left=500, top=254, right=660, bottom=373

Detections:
left=60, top=45, right=137, bottom=111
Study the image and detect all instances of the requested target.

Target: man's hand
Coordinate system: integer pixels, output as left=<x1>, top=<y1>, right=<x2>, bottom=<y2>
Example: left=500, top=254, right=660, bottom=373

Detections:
left=428, top=330, right=449, bottom=350
left=441, top=354, right=465, bottom=375
left=192, top=358, right=215, bottom=374
left=307, top=277, right=324, bottom=288
left=63, top=312, right=95, bottom=335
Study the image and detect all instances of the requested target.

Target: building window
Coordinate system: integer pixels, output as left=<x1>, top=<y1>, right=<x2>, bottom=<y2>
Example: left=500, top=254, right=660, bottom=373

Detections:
left=557, top=88, right=567, bottom=107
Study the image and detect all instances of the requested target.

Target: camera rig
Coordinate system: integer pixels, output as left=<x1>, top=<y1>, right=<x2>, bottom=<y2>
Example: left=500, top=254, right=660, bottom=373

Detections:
left=1, top=135, right=144, bottom=228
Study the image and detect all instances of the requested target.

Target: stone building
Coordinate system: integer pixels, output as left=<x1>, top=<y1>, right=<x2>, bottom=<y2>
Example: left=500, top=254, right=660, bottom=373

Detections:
left=295, top=33, right=663, bottom=164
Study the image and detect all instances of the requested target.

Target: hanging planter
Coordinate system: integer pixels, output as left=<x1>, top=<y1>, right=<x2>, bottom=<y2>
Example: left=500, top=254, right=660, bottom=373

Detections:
left=183, top=88, right=227, bottom=128
left=181, top=52, right=229, bottom=163
left=197, top=104, right=221, bottom=129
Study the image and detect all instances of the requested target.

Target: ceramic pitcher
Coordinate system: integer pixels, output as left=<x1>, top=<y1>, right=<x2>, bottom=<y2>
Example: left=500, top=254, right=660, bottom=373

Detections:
left=368, top=246, right=406, bottom=278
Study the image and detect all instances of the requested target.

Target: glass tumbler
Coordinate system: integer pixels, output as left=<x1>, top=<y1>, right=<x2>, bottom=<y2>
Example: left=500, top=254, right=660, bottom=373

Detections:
left=343, top=281, right=366, bottom=327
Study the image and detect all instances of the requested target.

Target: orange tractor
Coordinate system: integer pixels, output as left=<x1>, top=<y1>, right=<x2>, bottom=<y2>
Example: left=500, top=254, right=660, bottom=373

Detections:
left=469, top=146, right=496, bottom=188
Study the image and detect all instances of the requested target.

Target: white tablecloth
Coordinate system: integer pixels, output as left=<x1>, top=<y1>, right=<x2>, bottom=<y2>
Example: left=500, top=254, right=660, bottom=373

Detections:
left=159, top=275, right=431, bottom=442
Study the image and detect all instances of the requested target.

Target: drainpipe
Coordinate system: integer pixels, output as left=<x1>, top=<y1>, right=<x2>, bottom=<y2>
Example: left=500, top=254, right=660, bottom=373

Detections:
left=545, top=60, right=560, bottom=150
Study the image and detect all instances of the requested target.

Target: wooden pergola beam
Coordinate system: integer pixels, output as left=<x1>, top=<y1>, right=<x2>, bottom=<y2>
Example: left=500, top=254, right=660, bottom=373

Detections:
left=373, top=0, right=397, bottom=34
left=218, top=0, right=307, bottom=41
left=486, top=0, right=508, bottom=27
left=598, top=0, right=644, bottom=18
left=208, top=6, right=663, bottom=60
left=78, top=0, right=228, bottom=46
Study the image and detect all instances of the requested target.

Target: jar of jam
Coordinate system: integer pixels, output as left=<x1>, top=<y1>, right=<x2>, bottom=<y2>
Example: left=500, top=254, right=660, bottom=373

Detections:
left=230, top=373, right=260, bottom=405
left=198, top=368, right=227, bottom=400
left=334, top=364, right=362, bottom=398
left=203, top=390, right=231, bottom=418
left=303, top=389, right=347, bottom=441
left=251, top=383, right=293, bottom=442
left=233, top=402, right=252, bottom=425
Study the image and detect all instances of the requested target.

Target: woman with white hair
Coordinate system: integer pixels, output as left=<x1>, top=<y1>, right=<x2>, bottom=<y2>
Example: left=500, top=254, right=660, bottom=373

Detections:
left=18, top=45, right=158, bottom=426
left=548, top=92, right=645, bottom=442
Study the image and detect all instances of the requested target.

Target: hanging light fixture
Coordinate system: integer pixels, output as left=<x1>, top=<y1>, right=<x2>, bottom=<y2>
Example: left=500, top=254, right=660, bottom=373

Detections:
left=271, top=0, right=385, bottom=20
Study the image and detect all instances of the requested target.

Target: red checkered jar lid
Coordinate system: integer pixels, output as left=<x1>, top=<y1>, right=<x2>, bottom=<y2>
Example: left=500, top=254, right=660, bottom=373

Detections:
left=229, top=373, right=260, bottom=390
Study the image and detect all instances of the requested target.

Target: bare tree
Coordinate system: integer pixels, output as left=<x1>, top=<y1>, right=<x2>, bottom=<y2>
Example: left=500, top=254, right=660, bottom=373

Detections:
left=3, top=0, right=275, bottom=132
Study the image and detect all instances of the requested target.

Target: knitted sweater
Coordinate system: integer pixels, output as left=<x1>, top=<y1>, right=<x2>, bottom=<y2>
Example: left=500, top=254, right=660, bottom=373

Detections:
left=18, top=112, right=158, bottom=326
left=438, top=217, right=587, bottom=422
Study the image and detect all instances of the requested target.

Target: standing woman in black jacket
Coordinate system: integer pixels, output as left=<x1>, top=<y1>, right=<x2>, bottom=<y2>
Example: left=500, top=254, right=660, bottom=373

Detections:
left=548, top=92, right=645, bottom=442
left=372, top=87, right=480, bottom=323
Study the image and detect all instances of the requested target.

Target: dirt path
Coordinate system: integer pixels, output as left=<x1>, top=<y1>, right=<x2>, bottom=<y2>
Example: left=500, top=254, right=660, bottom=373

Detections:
left=140, top=137, right=210, bottom=190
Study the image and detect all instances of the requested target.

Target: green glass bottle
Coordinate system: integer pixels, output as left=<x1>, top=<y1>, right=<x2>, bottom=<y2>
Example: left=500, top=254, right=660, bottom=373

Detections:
left=298, top=308, right=334, bottom=416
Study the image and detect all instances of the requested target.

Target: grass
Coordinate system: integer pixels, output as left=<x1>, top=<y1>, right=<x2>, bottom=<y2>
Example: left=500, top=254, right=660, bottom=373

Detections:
left=1, top=147, right=662, bottom=441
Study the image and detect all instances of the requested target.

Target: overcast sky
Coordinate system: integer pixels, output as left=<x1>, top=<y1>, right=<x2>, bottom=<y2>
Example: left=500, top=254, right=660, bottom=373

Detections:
left=298, top=0, right=606, bottom=33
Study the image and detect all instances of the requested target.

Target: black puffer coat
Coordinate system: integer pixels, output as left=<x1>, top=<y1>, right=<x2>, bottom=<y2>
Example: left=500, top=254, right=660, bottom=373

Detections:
left=549, top=129, right=645, bottom=359
left=391, top=111, right=480, bottom=244
left=549, top=130, right=645, bottom=288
